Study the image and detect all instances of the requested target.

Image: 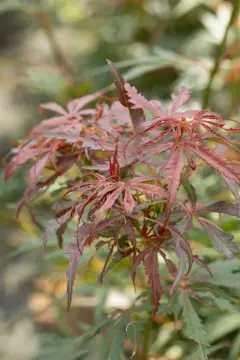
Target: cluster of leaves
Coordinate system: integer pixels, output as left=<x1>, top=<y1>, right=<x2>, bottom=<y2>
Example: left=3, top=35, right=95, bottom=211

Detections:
left=36, top=257, right=240, bottom=360
left=4, top=60, right=240, bottom=322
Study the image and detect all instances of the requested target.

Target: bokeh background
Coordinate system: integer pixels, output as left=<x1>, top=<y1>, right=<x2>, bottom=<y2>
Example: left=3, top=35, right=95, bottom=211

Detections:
left=0, top=0, right=239, bottom=359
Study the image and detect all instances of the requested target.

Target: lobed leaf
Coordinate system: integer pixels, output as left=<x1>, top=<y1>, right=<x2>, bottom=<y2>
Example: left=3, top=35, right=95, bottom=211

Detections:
left=165, top=147, right=185, bottom=225
left=107, top=60, right=145, bottom=134
left=181, top=291, right=209, bottom=360
left=198, top=218, right=240, bottom=259
left=188, top=145, right=240, bottom=184
left=64, top=224, right=92, bottom=311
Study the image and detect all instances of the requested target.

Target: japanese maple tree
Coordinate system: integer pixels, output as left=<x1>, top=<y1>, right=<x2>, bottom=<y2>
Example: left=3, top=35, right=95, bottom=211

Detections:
left=4, top=60, right=240, bottom=319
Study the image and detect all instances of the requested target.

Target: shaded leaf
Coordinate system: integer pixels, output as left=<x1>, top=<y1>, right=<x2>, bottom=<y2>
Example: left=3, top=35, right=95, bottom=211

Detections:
left=171, top=242, right=186, bottom=293
left=99, top=251, right=127, bottom=283
left=98, top=314, right=130, bottom=360
left=198, top=218, right=240, bottom=259
left=199, top=201, right=240, bottom=218
left=181, top=291, right=209, bottom=359
left=42, top=219, right=61, bottom=251
left=64, top=224, right=92, bottom=311
left=143, top=248, right=162, bottom=316
left=180, top=175, right=197, bottom=209
left=165, top=147, right=185, bottom=225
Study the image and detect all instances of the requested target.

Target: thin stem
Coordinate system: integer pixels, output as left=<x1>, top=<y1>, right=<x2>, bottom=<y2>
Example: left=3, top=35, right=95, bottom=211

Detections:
left=202, top=0, right=240, bottom=109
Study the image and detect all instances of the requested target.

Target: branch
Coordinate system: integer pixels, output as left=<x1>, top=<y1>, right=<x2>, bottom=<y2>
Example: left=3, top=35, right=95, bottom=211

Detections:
left=202, top=0, right=240, bottom=109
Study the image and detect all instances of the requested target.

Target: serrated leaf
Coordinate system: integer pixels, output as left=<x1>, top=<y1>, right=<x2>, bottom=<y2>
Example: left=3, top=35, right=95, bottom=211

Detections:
left=194, top=258, right=240, bottom=289
left=98, top=314, right=129, bottom=360
left=165, top=147, right=185, bottom=225
left=188, top=145, right=240, bottom=184
left=107, top=59, right=145, bottom=134
left=180, top=175, right=197, bottom=209
left=188, top=282, right=237, bottom=303
left=186, top=346, right=210, bottom=360
left=211, top=295, right=238, bottom=313
left=181, top=291, right=209, bottom=360
left=64, top=224, right=92, bottom=311
left=201, top=201, right=240, bottom=218
left=198, top=218, right=240, bottom=259
left=143, top=249, right=162, bottom=316
left=99, top=251, right=126, bottom=283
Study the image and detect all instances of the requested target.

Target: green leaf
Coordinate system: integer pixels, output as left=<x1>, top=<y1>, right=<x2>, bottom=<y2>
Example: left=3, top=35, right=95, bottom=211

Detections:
left=98, top=314, right=130, bottom=360
left=198, top=218, right=240, bottom=259
left=186, top=346, right=210, bottom=360
left=180, top=175, right=197, bottom=208
left=193, top=259, right=240, bottom=289
left=181, top=291, right=209, bottom=360
left=211, top=295, right=238, bottom=313
left=229, top=331, right=240, bottom=360
left=187, top=282, right=238, bottom=303
left=99, top=251, right=126, bottom=283
left=207, top=313, right=240, bottom=343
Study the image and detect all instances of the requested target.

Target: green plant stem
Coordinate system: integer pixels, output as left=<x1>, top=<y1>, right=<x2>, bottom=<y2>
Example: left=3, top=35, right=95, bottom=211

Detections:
left=202, top=0, right=240, bottom=109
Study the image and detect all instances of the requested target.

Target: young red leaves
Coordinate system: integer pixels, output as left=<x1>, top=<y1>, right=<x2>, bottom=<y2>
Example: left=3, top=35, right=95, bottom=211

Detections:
left=5, top=59, right=240, bottom=314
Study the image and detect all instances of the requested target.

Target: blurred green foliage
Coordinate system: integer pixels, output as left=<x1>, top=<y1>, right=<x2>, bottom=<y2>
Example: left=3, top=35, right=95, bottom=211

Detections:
left=1, top=0, right=240, bottom=359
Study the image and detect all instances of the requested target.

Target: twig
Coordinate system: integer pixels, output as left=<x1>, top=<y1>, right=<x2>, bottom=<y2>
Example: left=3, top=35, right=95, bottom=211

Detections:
left=202, top=0, right=240, bottom=109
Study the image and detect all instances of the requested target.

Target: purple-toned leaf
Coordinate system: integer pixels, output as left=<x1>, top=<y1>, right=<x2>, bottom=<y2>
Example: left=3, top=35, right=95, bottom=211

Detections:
left=56, top=223, right=67, bottom=249
left=107, top=60, right=145, bottom=134
left=128, top=175, right=156, bottom=184
left=96, top=215, right=123, bottom=233
left=169, top=226, right=193, bottom=276
left=168, top=86, right=190, bottom=115
left=42, top=130, right=81, bottom=142
left=42, top=219, right=61, bottom=251
left=143, top=248, right=162, bottom=316
left=4, top=148, right=47, bottom=181
left=124, top=82, right=166, bottom=118
left=132, top=247, right=152, bottom=289
left=188, top=145, right=240, bottom=184
left=198, top=218, right=240, bottom=259
left=165, top=147, right=185, bottom=225
left=140, top=142, right=173, bottom=156
left=64, top=224, right=92, bottom=311
left=123, top=186, right=135, bottom=214
left=67, top=93, right=99, bottom=113
left=171, top=242, right=186, bottom=293
left=130, top=183, right=167, bottom=198
left=28, top=153, right=50, bottom=188
left=95, top=184, right=125, bottom=221
left=198, top=201, right=240, bottom=218
left=40, top=102, right=67, bottom=115
left=221, top=175, right=240, bottom=202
